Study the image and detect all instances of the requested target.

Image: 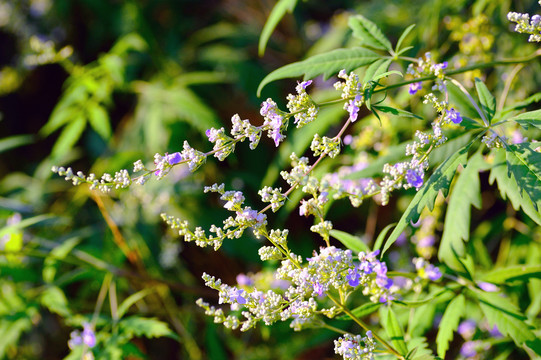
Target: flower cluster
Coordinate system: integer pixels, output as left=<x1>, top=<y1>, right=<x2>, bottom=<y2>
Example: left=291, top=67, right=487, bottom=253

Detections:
left=407, top=52, right=448, bottom=94
left=334, top=70, right=364, bottom=122
left=334, top=332, right=376, bottom=360
left=68, top=322, right=96, bottom=359
left=161, top=183, right=267, bottom=250
left=508, top=3, right=541, bottom=43
left=286, top=80, right=319, bottom=127
left=196, top=246, right=395, bottom=336
left=412, top=257, right=442, bottom=281
left=261, top=98, right=286, bottom=147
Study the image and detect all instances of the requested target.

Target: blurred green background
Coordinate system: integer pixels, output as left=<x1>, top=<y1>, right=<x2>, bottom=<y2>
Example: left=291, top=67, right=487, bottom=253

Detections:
left=0, top=0, right=540, bottom=359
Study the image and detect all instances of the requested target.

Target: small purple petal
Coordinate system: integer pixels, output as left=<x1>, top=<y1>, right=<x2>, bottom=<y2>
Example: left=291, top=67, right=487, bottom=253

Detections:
left=448, top=108, right=462, bottom=124
left=409, top=82, right=422, bottom=95
left=167, top=152, right=183, bottom=165
left=406, top=169, right=423, bottom=188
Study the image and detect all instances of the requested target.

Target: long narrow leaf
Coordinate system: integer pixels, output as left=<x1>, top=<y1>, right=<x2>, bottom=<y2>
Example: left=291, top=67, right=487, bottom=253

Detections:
left=257, top=48, right=379, bottom=96
left=436, top=294, right=465, bottom=358
left=258, top=0, right=298, bottom=56
left=439, top=152, right=486, bottom=268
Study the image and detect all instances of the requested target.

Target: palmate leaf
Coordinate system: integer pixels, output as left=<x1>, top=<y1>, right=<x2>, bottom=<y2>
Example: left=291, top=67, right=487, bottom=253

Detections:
left=439, top=152, right=487, bottom=268
left=257, top=48, right=379, bottom=95
left=474, top=78, right=496, bottom=122
left=381, top=142, right=472, bottom=255
left=511, top=109, right=541, bottom=130
left=348, top=14, right=393, bottom=52
left=474, top=290, right=537, bottom=349
left=505, top=142, right=541, bottom=211
left=489, top=148, right=541, bottom=225
left=258, top=0, right=298, bottom=56
left=436, top=294, right=465, bottom=358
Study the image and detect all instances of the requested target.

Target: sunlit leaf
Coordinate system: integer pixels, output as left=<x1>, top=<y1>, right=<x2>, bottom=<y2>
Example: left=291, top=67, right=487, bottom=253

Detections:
left=330, top=229, right=369, bottom=252
left=436, top=294, right=465, bottom=358
left=258, top=0, right=298, bottom=56
left=257, top=48, right=379, bottom=96
left=348, top=14, right=392, bottom=51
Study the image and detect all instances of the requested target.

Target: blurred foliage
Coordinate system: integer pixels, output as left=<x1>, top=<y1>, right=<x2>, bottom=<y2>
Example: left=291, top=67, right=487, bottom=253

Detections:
left=0, top=0, right=540, bottom=359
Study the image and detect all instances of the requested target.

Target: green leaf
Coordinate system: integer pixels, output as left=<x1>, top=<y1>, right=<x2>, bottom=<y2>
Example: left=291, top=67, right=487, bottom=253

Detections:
left=384, top=307, right=408, bottom=356
left=329, top=229, right=369, bottom=252
left=439, top=152, right=486, bottom=268
left=436, top=294, right=465, bottom=358
left=489, top=148, right=541, bottom=225
left=393, top=286, right=455, bottom=308
left=395, top=24, right=416, bottom=53
left=373, top=222, right=396, bottom=252
left=381, top=143, right=471, bottom=255
left=87, top=102, right=112, bottom=139
left=505, top=142, right=541, bottom=211
left=480, top=265, right=541, bottom=284
left=51, top=117, right=86, bottom=159
left=0, top=135, right=34, bottom=154
left=371, top=105, right=422, bottom=119
left=258, top=0, right=298, bottom=56
left=501, top=92, right=541, bottom=114
left=40, top=286, right=71, bottom=317
left=446, top=81, right=480, bottom=121
left=474, top=78, right=496, bottom=122
left=475, top=290, right=536, bottom=346
left=119, top=317, right=178, bottom=341
left=336, top=302, right=382, bottom=320
left=174, top=87, right=221, bottom=134
left=0, top=214, right=54, bottom=239
left=362, top=59, right=391, bottom=84
left=43, top=237, right=81, bottom=283
left=348, top=14, right=392, bottom=51
left=41, top=106, right=81, bottom=137
left=511, top=109, right=541, bottom=130
left=257, top=48, right=379, bottom=96
left=118, top=288, right=154, bottom=319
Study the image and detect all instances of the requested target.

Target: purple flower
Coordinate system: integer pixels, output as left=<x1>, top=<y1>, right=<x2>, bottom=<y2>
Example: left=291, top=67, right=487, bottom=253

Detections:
left=477, top=282, right=499, bottom=292
left=460, top=341, right=477, bottom=358
left=434, top=61, right=448, bottom=72
left=229, top=288, right=247, bottom=304
left=236, top=273, right=253, bottom=286
left=409, top=82, right=422, bottom=95
left=346, top=268, right=360, bottom=287
left=406, top=169, right=424, bottom=188
left=458, top=320, right=476, bottom=340
left=299, top=80, right=312, bottom=89
left=338, top=339, right=354, bottom=353
left=313, top=281, right=325, bottom=296
left=260, top=99, right=275, bottom=116
left=488, top=325, right=502, bottom=337
left=448, top=108, right=462, bottom=124
left=425, top=265, right=442, bottom=281
left=346, top=95, right=362, bottom=122
left=81, top=323, right=96, bottom=347
left=167, top=152, right=183, bottom=165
